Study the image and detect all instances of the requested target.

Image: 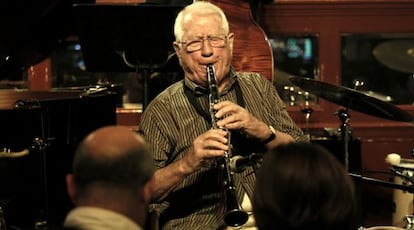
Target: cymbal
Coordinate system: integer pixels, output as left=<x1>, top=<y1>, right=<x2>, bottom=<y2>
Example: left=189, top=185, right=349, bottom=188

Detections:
left=289, top=76, right=414, bottom=122
left=373, top=39, right=414, bottom=74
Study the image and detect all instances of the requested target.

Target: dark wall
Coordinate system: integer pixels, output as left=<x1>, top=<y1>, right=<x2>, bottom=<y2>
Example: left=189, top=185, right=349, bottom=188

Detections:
left=0, top=92, right=117, bottom=229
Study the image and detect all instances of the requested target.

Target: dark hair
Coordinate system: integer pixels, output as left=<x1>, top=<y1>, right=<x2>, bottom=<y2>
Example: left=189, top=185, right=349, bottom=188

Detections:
left=253, top=142, right=357, bottom=230
left=72, top=142, right=154, bottom=192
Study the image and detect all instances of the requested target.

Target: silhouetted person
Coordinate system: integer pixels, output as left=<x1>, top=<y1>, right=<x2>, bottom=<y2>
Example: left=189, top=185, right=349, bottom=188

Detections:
left=253, top=142, right=358, bottom=230
left=64, top=125, right=155, bottom=230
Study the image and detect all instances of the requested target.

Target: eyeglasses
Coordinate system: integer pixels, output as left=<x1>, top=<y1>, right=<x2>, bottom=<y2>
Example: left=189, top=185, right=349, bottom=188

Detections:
left=178, top=35, right=227, bottom=52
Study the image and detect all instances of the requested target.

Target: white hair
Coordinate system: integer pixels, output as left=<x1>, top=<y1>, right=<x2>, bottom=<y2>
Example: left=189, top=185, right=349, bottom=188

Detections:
left=174, top=1, right=230, bottom=41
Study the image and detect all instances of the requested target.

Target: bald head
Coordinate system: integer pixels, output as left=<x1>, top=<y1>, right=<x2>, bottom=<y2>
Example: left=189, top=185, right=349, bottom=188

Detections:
left=65, top=126, right=155, bottom=227
left=71, top=125, right=155, bottom=192
left=81, top=125, right=147, bottom=158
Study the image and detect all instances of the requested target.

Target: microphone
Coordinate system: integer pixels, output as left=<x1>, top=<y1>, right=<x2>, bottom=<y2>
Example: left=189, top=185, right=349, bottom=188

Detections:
left=229, top=153, right=263, bottom=173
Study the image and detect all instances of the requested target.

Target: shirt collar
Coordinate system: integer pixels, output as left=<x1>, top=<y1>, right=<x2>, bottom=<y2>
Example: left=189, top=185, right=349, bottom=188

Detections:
left=183, top=67, right=237, bottom=96
left=64, top=206, right=142, bottom=230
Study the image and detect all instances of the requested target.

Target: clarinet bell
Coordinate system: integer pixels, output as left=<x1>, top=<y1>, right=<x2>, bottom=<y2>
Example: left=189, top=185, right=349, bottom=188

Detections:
left=224, top=188, right=249, bottom=227
left=225, top=209, right=249, bottom=227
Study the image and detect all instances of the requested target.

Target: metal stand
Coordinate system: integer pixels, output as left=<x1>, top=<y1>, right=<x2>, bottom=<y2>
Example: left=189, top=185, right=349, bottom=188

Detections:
left=73, top=4, right=184, bottom=111
left=337, top=108, right=351, bottom=171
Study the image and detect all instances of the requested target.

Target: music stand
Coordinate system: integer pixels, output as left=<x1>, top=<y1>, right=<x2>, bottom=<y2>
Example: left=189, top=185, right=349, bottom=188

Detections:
left=72, top=3, right=184, bottom=109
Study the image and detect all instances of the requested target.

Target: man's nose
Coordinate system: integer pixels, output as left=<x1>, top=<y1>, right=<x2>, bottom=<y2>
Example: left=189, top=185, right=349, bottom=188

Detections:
left=201, top=39, right=213, bottom=57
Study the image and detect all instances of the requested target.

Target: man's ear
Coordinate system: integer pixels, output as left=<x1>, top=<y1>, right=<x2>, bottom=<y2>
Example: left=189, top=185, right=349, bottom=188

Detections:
left=66, top=174, right=77, bottom=204
left=227, top=32, right=235, bottom=55
left=173, top=42, right=182, bottom=60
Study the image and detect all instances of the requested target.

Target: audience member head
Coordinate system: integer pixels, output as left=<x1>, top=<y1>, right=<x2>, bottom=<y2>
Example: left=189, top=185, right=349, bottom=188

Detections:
left=253, top=142, right=357, bottom=230
left=66, top=125, right=155, bottom=227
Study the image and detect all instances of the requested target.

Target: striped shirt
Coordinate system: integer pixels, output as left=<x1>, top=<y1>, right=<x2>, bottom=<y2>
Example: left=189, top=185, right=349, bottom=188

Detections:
left=139, top=68, right=307, bottom=230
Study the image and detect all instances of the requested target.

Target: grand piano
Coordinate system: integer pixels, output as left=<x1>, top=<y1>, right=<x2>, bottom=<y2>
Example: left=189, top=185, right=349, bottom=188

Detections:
left=0, top=1, right=119, bottom=229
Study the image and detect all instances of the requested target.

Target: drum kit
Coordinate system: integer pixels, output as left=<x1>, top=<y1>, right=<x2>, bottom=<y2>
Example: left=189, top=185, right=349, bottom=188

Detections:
left=289, top=76, right=414, bottom=230
left=385, top=153, right=414, bottom=229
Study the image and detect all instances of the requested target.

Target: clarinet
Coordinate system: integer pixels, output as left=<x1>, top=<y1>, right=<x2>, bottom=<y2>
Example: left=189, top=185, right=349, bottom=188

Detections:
left=207, top=64, right=248, bottom=227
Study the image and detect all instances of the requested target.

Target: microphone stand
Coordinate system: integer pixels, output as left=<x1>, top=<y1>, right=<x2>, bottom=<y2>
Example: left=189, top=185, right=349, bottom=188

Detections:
left=349, top=172, right=414, bottom=193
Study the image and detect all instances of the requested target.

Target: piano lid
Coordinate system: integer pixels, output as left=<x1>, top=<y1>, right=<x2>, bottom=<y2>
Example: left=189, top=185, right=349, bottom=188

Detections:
left=0, top=0, right=94, bottom=81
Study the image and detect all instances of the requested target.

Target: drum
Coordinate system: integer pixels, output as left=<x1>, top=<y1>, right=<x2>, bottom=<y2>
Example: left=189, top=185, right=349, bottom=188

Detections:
left=365, top=227, right=404, bottom=230
left=391, top=161, right=414, bottom=227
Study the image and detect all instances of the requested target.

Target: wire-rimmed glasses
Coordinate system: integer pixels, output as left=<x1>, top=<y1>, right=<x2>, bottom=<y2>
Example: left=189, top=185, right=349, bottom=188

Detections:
left=178, top=35, right=227, bottom=52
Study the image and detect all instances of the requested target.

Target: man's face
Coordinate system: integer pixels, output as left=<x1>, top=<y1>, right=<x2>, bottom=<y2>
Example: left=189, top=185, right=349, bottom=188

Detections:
left=173, top=13, right=234, bottom=87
